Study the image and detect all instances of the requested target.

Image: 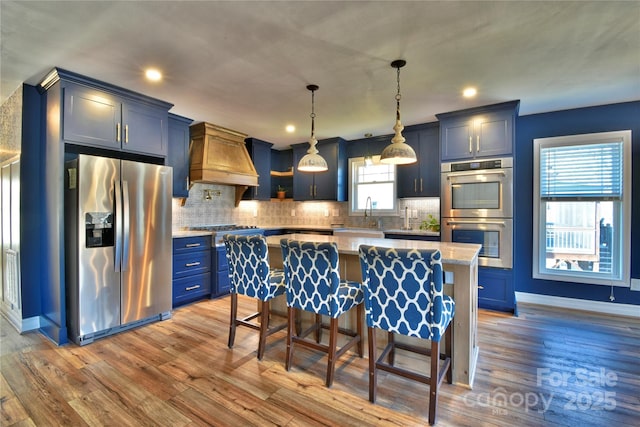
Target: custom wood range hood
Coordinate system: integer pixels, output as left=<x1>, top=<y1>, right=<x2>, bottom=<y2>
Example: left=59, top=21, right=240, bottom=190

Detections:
left=189, top=122, right=258, bottom=206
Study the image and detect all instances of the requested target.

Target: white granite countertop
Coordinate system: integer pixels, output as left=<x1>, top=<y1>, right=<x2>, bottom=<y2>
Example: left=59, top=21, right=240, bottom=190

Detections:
left=266, top=233, right=479, bottom=266
left=383, top=228, right=440, bottom=237
left=172, top=230, right=214, bottom=238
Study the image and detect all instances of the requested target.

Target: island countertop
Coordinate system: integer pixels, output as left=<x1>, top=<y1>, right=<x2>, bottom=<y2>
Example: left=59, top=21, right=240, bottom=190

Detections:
left=265, top=232, right=481, bottom=389
left=265, top=233, right=480, bottom=265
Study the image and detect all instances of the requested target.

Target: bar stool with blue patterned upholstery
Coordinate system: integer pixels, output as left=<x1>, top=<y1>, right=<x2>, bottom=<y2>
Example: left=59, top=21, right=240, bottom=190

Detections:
left=358, top=245, right=455, bottom=426
left=224, top=234, right=286, bottom=360
left=280, top=239, right=364, bottom=387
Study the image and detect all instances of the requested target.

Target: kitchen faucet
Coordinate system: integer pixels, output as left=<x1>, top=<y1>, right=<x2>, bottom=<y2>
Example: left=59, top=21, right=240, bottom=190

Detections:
left=364, top=196, right=378, bottom=228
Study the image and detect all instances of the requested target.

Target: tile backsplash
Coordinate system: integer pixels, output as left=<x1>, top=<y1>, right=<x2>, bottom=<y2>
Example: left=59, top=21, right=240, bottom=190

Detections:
left=172, top=182, right=439, bottom=230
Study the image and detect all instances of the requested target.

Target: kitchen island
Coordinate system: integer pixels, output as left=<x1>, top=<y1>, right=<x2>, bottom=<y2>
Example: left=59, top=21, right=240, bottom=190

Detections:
left=265, top=233, right=481, bottom=389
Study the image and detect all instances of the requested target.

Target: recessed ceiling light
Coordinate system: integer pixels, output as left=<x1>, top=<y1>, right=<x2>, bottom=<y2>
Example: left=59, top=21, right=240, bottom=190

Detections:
left=145, top=68, right=162, bottom=82
left=285, top=124, right=295, bottom=133
left=463, top=87, right=477, bottom=98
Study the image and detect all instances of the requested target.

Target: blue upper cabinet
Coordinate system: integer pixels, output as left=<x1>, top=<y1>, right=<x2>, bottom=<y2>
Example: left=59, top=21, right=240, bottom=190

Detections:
left=437, top=100, right=519, bottom=161
left=396, top=123, right=440, bottom=198
left=243, top=138, right=273, bottom=201
left=168, top=113, right=193, bottom=198
left=292, top=137, right=347, bottom=201
left=43, top=68, right=172, bottom=158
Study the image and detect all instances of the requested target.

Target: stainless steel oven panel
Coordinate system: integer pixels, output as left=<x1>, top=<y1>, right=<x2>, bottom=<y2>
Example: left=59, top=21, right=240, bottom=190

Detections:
left=441, top=217, right=513, bottom=269
left=441, top=167, right=513, bottom=218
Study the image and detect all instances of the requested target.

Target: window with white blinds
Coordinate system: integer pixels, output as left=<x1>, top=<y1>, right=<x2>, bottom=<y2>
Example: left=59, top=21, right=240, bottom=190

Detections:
left=533, top=130, right=631, bottom=287
left=540, top=141, right=623, bottom=200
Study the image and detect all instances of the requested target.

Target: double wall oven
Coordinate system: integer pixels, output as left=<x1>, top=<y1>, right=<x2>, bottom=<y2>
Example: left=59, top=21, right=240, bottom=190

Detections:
left=441, top=157, right=513, bottom=269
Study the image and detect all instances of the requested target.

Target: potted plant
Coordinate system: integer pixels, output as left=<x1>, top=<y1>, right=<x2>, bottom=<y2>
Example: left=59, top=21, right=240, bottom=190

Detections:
left=419, top=214, right=440, bottom=232
left=276, top=185, right=286, bottom=200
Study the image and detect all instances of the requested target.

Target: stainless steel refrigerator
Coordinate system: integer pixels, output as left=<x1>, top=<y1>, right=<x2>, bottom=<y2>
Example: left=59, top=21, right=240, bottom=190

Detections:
left=65, top=154, right=172, bottom=345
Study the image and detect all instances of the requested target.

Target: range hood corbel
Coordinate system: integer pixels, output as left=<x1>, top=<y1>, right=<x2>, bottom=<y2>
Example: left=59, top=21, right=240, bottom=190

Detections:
left=189, top=122, right=258, bottom=207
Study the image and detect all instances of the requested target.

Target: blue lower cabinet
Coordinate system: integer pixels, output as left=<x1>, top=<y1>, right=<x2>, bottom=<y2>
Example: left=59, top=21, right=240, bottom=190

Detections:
left=478, top=267, right=515, bottom=312
left=172, top=235, right=212, bottom=308
left=173, top=273, right=211, bottom=306
left=212, top=246, right=231, bottom=298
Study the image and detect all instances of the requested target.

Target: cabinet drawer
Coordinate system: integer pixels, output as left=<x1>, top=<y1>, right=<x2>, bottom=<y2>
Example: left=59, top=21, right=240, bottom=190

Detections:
left=173, top=273, right=211, bottom=305
left=173, top=235, right=211, bottom=253
left=173, top=251, right=211, bottom=278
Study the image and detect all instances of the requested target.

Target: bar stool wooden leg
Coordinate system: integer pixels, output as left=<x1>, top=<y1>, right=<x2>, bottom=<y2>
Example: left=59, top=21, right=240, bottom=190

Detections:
left=228, top=293, right=238, bottom=349
left=368, top=326, right=377, bottom=403
left=429, top=340, right=440, bottom=425
left=388, top=331, right=395, bottom=365
left=315, top=313, right=322, bottom=343
left=286, top=307, right=296, bottom=371
left=356, top=304, right=364, bottom=357
left=326, top=317, right=339, bottom=387
left=257, top=300, right=270, bottom=360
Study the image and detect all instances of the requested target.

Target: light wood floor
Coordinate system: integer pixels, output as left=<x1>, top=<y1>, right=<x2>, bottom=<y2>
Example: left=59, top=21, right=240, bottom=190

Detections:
left=1, top=297, right=639, bottom=426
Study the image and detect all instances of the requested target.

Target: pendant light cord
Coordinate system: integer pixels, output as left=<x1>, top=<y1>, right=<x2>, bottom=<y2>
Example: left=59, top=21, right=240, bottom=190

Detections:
left=396, top=66, right=402, bottom=121
left=310, top=88, right=316, bottom=138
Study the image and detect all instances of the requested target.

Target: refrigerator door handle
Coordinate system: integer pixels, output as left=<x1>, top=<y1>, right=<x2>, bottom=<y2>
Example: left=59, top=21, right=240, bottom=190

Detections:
left=114, top=180, right=123, bottom=272
left=122, top=180, right=131, bottom=272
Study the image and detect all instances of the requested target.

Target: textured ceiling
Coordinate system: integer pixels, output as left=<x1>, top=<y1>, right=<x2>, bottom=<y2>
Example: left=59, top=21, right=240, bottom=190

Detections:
left=2, top=1, right=639, bottom=150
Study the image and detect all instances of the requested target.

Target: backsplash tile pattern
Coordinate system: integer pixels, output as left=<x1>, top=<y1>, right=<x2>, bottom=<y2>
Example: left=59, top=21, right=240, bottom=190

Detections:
left=173, top=183, right=439, bottom=231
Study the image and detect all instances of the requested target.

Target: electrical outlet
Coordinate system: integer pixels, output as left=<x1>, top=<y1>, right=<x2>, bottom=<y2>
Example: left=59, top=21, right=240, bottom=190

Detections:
left=324, top=209, right=329, bottom=217
left=332, top=209, right=339, bottom=217
left=291, top=209, right=296, bottom=217
left=631, top=278, right=640, bottom=291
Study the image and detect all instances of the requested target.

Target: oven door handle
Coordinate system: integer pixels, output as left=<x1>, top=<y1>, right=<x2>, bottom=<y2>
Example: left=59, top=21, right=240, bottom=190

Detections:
left=446, top=170, right=506, bottom=179
left=445, top=220, right=507, bottom=227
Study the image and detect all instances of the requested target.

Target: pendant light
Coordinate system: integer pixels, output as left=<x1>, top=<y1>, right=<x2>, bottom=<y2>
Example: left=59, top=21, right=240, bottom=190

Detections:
left=298, top=84, right=328, bottom=172
left=380, top=59, right=417, bottom=165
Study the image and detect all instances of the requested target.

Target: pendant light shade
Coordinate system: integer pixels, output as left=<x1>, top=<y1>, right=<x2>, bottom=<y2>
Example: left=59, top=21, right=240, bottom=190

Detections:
left=298, top=84, right=328, bottom=172
left=380, top=59, right=417, bottom=165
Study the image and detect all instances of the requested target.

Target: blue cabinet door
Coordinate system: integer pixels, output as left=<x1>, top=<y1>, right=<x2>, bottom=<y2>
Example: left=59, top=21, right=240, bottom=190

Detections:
left=168, top=114, right=193, bottom=197
left=438, top=101, right=519, bottom=161
left=292, top=143, right=315, bottom=200
left=244, top=138, right=273, bottom=201
left=63, top=82, right=121, bottom=149
left=61, top=80, right=169, bottom=157
left=474, top=109, right=513, bottom=158
left=292, top=137, right=346, bottom=201
left=212, top=246, right=231, bottom=298
left=122, top=102, right=168, bottom=157
left=397, top=125, right=440, bottom=197
left=440, top=117, right=474, bottom=160
left=477, top=267, right=515, bottom=312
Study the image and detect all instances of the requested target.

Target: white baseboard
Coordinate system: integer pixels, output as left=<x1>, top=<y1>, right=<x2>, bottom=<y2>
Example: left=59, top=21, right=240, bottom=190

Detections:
left=1, top=306, right=40, bottom=333
left=515, top=292, right=640, bottom=318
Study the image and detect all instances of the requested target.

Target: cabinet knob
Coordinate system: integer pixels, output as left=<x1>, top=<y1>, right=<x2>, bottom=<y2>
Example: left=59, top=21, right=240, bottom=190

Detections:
left=116, top=123, right=121, bottom=143
left=476, top=135, right=480, bottom=152
left=185, top=261, right=201, bottom=267
left=468, top=135, right=472, bottom=153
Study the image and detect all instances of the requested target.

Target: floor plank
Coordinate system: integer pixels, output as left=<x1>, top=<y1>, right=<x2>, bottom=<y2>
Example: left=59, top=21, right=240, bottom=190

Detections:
left=1, top=297, right=639, bottom=426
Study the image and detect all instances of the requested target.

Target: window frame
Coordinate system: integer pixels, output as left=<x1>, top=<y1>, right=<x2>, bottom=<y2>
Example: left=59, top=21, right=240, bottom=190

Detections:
left=532, top=130, right=632, bottom=287
left=348, top=156, right=398, bottom=217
